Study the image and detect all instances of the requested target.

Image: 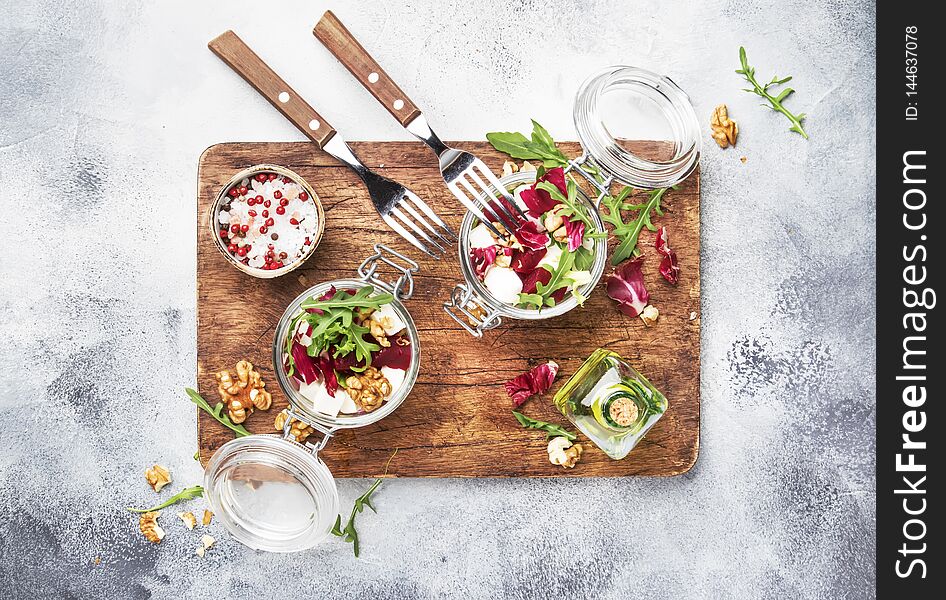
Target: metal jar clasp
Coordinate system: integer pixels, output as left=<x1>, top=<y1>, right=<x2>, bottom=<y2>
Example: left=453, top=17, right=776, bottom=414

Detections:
left=442, top=283, right=502, bottom=337
left=358, top=244, right=419, bottom=301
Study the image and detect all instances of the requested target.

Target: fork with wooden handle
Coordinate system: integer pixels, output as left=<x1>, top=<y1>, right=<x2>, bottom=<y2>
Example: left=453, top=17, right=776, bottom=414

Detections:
left=313, top=11, right=525, bottom=241
left=208, top=30, right=455, bottom=259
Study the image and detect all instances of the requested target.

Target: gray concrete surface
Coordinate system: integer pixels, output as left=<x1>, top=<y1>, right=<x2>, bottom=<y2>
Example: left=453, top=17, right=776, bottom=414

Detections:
left=0, top=0, right=876, bottom=598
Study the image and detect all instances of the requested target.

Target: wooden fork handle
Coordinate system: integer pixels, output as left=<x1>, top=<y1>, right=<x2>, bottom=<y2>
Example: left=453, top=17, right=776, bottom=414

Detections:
left=208, top=30, right=337, bottom=148
left=314, top=10, right=421, bottom=127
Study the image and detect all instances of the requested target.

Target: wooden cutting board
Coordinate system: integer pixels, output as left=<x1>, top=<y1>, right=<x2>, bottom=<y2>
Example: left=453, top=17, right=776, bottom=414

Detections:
left=196, top=141, right=700, bottom=477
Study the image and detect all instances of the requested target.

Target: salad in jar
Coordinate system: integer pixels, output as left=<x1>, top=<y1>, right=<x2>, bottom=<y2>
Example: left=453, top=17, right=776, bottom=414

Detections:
left=281, top=285, right=412, bottom=418
left=469, top=167, right=600, bottom=309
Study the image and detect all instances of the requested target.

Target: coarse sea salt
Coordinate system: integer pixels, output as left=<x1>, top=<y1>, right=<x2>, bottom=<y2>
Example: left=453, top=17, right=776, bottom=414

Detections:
left=217, top=174, right=319, bottom=271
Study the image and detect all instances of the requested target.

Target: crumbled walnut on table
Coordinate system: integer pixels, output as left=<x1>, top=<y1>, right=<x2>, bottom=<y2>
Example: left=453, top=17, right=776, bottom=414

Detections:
left=345, top=367, right=392, bottom=413
left=274, top=409, right=315, bottom=443
left=139, top=511, right=165, bottom=544
left=144, top=465, right=171, bottom=492
left=711, top=104, right=738, bottom=148
left=178, top=511, right=197, bottom=530
left=214, top=360, right=272, bottom=424
left=640, top=305, right=659, bottom=327
left=202, top=509, right=213, bottom=526
left=547, top=437, right=584, bottom=468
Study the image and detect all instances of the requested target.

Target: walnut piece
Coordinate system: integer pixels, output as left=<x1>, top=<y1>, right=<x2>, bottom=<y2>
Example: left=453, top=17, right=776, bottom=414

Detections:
left=494, top=252, right=512, bottom=268
left=139, top=511, right=165, bottom=544
left=562, top=443, right=583, bottom=468
left=519, top=161, right=537, bottom=173
left=543, top=212, right=564, bottom=233
left=178, top=511, right=197, bottom=530
left=368, top=319, right=391, bottom=347
left=200, top=534, right=216, bottom=550
left=214, top=360, right=272, bottom=424
left=640, top=305, right=659, bottom=327
left=195, top=545, right=205, bottom=558
left=202, top=510, right=213, bottom=526
left=345, top=367, right=392, bottom=413
left=501, top=160, right=519, bottom=177
left=274, top=408, right=315, bottom=443
left=710, top=104, right=738, bottom=148
left=551, top=226, right=568, bottom=243
left=144, top=465, right=171, bottom=493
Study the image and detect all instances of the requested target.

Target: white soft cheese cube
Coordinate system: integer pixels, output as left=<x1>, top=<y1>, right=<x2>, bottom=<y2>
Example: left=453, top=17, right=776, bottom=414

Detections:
left=484, top=266, right=523, bottom=304
left=381, top=366, right=407, bottom=395
left=469, top=223, right=497, bottom=249
left=298, top=380, right=344, bottom=417
left=539, top=243, right=563, bottom=270
left=338, top=389, right=359, bottom=414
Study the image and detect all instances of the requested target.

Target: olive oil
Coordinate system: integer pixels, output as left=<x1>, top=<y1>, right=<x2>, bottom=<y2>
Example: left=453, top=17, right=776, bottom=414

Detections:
left=553, top=348, right=667, bottom=459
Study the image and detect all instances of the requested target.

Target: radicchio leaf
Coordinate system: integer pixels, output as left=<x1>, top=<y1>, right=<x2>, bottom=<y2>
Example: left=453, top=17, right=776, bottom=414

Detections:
left=564, top=217, right=585, bottom=252
left=519, top=167, right=567, bottom=217
left=504, top=360, right=560, bottom=407
left=654, top=226, right=680, bottom=285
left=333, top=350, right=367, bottom=373
left=606, top=257, right=650, bottom=317
left=484, top=198, right=527, bottom=228
left=520, top=266, right=551, bottom=294
left=471, top=246, right=499, bottom=278
left=513, top=221, right=550, bottom=250
left=374, top=335, right=412, bottom=370
left=510, top=247, right=547, bottom=273
left=291, top=342, right=320, bottom=384
left=306, top=286, right=339, bottom=315
left=313, top=354, right=338, bottom=397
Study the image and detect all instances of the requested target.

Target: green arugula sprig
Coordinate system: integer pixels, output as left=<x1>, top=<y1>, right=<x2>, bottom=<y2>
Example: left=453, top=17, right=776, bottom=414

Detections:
left=287, top=287, right=394, bottom=375
left=602, top=187, right=670, bottom=265
left=331, top=449, right=398, bottom=557
left=736, top=46, right=809, bottom=139
left=186, top=388, right=251, bottom=437
left=536, top=178, right=596, bottom=232
left=486, top=120, right=569, bottom=168
left=516, top=248, right=577, bottom=309
left=126, top=485, right=204, bottom=513
left=512, top=411, right=577, bottom=441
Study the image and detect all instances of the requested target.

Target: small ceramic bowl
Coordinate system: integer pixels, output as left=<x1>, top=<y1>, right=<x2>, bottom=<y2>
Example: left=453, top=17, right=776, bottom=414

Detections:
left=209, top=164, right=325, bottom=278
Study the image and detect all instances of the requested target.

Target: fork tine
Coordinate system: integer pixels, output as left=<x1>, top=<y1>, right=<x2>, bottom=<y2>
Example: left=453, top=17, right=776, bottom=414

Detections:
left=474, top=162, right=528, bottom=220
left=381, top=214, right=441, bottom=259
left=446, top=181, right=508, bottom=240
left=389, top=206, right=446, bottom=255
left=458, top=171, right=519, bottom=233
left=399, top=194, right=456, bottom=245
left=402, top=192, right=458, bottom=241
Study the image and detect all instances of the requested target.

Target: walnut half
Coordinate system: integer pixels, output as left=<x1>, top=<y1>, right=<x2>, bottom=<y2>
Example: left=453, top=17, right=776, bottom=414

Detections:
left=345, top=367, right=391, bottom=413
left=214, top=360, right=272, bottom=424
left=711, top=104, right=738, bottom=148
left=144, top=465, right=171, bottom=493
left=274, top=409, right=315, bottom=443
left=139, top=511, right=165, bottom=544
left=547, top=437, right=584, bottom=469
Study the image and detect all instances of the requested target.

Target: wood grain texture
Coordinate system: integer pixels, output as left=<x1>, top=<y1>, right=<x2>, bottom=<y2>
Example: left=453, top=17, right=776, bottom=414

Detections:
left=313, top=11, right=421, bottom=127
left=208, top=31, right=337, bottom=148
left=197, top=141, right=700, bottom=477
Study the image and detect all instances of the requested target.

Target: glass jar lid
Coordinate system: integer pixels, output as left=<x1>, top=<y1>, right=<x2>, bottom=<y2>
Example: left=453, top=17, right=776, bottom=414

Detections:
left=573, top=66, right=701, bottom=189
left=203, top=434, right=339, bottom=553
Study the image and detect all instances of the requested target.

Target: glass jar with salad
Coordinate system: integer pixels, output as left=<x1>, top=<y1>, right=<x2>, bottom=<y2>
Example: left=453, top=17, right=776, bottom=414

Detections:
left=203, top=245, right=419, bottom=552
left=553, top=348, right=668, bottom=459
left=444, top=169, right=608, bottom=336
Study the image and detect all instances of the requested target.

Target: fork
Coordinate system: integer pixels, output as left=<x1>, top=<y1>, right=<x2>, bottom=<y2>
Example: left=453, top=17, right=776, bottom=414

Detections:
left=208, top=30, right=455, bottom=259
left=313, top=11, right=525, bottom=241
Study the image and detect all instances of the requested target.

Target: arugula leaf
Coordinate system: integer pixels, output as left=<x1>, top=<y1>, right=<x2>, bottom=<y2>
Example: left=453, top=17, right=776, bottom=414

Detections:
left=573, top=245, right=594, bottom=271
left=186, top=388, right=251, bottom=437
left=301, top=287, right=393, bottom=311
left=606, top=187, right=669, bottom=265
left=536, top=178, right=595, bottom=231
left=331, top=450, right=398, bottom=557
left=350, top=323, right=380, bottom=365
left=516, top=292, right=545, bottom=308
left=535, top=250, right=576, bottom=305
left=126, top=485, right=204, bottom=513
left=736, top=46, right=809, bottom=139
left=512, top=411, right=577, bottom=441
left=486, top=120, right=569, bottom=168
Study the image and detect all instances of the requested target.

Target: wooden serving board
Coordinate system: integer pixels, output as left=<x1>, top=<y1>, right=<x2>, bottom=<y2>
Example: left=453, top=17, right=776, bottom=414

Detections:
left=197, top=141, right=700, bottom=477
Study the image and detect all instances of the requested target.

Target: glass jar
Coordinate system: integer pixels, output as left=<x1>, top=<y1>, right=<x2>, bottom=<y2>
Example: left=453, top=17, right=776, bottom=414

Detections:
left=204, top=245, right=418, bottom=552
left=443, top=65, right=700, bottom=337
left=443, top=170, right=608, bottom=336
left=209, top=164, right=326, bottom=279
left=553, top=348, right=668, bottom=459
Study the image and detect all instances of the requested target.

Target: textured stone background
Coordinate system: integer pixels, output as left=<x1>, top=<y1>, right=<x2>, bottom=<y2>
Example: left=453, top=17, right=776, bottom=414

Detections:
left=0, top=0, right=876, bottom=598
